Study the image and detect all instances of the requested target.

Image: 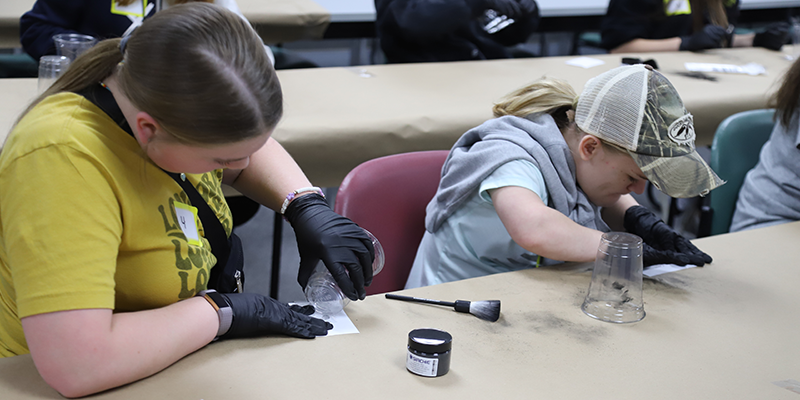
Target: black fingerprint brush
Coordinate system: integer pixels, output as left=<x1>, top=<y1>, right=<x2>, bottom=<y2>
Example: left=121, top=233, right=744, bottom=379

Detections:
left=385, top=294, right=501, bottom=322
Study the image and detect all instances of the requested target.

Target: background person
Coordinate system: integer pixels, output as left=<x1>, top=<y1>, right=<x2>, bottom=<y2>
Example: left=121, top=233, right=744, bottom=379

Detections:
left=20, top=0, right=279, bottom=66
left=600, top=0, right=789, bottom=53
left=730, top=57, right=800, bottom=231
left=0, top=4, right=372, bottom=397
left=406, top=65, right=720, bottom=288
left=375, top=0, right=541, bottom=63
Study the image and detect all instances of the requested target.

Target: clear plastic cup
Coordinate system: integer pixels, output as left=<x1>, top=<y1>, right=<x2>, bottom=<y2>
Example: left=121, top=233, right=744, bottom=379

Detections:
left=38, top=55, right=71, bottom=94
left=304, top=229, right=384, bottom=317
left=791, top=17, right=800, bottom=60
left=53, top=33, right=97, bottom=62
left=581, top=232, right=646, bottom=324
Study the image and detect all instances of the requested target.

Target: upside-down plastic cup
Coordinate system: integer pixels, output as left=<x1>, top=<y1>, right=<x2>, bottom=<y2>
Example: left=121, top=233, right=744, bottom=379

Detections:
left=38, top=55, right=71, bottom=94
left=792, top=18, right=800, bottom=60
left=304, top=229, right=385, bottom=316
left=581, top=232, right=646, bottom=324
left=53, top=33, right=97, bottom=62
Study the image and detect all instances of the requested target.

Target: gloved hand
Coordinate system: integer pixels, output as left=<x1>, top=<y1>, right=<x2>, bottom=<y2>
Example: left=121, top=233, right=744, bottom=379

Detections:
left=483, top=0, right=521, bottom=17
left=284, top=193, right=374, bottom=301
left=623, top=205, right=713, bottom=267
left=219, top=293, right=332, bottom=339
left=679, top=25, right=728, bottom=51
left=753, top=22, right=790, bottom=51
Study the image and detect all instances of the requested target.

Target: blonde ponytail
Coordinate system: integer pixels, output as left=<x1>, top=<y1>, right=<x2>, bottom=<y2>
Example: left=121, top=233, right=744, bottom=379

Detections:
left=492, top=77, right=578, bottom=129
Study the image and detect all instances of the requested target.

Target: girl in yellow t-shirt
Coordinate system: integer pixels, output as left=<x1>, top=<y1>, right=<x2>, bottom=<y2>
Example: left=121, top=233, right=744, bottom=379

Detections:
left=0, top=3, right=374, bottom=397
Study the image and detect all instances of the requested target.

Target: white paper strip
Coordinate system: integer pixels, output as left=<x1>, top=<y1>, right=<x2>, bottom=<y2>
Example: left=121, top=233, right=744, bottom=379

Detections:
left=684, top=62, right=766, bottom=76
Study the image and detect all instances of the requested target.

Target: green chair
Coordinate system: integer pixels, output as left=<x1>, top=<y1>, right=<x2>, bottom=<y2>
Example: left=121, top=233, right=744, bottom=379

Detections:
left=570, top=31, right=604, bottom=55
left=0, top=53, right=38, bottom=78
left=698, top=109, right=775, bottom=236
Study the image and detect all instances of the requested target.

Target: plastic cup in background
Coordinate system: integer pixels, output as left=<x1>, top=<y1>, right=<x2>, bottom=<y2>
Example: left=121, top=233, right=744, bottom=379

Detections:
left=38, top=55, right=71, bottom=94
left=304, top=229, right=385, bottom=317
left=581, top=232, right=646, bottom=324
left=53, top=33, right=97, bottom=62
left=792, top=18, right=800, bottom=60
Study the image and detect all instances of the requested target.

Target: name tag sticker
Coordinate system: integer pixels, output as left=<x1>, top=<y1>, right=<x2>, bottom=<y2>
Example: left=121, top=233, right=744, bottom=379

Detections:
left=111, top=0, right=147, bottom=17
left=174, top=201, right=202, bottom=247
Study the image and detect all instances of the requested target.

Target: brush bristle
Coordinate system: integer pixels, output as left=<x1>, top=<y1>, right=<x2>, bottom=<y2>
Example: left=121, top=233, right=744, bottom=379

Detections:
left=469, top=300, right=501, bottom=322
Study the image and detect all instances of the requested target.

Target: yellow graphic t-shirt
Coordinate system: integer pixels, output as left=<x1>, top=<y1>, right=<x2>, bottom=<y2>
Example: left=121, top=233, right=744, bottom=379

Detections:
left=0, top=92, right=232, bottom=356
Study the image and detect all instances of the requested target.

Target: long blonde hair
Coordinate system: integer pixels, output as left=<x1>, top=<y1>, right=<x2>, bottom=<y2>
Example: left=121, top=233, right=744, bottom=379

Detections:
left=492, top=77, right=628, bottom=156
left=492, top=77, right=577, bottom=130
left=20, top=3, right=281, bottom=145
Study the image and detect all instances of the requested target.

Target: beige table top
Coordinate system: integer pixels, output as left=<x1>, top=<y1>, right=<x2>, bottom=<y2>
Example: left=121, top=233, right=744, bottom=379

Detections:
left=1, top=47, right=794, bottom=187
left=272, top=46, right=793, bottom=186
left=1, top=221, right=798, bottom=399
left=0, top=0, right=330, bottom=48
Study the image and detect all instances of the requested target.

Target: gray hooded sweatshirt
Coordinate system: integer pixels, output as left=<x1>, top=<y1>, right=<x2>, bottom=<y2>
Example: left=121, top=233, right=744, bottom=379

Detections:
left=407, top=114, right=609, bottom=288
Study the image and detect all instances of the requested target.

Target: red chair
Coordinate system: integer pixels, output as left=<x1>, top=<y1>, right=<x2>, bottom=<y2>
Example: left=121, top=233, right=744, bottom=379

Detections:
left=334, top=151, right=449, bottom=295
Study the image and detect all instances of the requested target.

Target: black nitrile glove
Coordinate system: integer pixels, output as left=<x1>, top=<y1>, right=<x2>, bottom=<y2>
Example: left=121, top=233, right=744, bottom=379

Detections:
left=284, top=193, right=374, bottom=301
left=753, top=22, right=790, bottom=51
left=640, top=242, right=706, bottom=267
left=219, top=293, right=332, bottom=339
left=679, top=25, right=728, bottom=51
left=623, top=205, right=713, bottom=267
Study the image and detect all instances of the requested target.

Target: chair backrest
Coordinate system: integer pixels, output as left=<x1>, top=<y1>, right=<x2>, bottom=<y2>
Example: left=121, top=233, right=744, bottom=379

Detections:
left=708, top=109, right=775, bottom=235
left=334, top=150, right=449, bottom=295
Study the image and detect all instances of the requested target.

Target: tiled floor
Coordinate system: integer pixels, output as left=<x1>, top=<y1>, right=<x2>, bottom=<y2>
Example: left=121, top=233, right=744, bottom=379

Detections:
left=236, top=205, right=306, bottom=302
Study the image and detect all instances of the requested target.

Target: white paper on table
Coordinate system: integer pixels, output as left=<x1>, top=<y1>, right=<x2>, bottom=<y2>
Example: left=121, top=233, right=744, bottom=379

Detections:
left=684, top=62, right=766, bottom=76
left=643, top=263, right=698, bottom=277
left=566, top=57, right=605, bottom=69
left=291, top=302, right=360, bottom=336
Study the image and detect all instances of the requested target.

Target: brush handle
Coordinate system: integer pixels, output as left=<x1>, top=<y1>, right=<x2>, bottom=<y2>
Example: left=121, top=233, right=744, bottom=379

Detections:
left=385, top=294, right=456, bottom=307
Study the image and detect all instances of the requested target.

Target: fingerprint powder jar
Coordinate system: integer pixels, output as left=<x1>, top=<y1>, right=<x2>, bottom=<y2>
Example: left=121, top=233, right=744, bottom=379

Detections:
left=406, top=328, right=452, bottom=377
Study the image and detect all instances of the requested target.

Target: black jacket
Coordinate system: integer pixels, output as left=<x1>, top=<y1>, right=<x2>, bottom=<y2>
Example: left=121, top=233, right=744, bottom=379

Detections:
left=20, top=0, right=159, bottom=60
left=376, top=0, right=540, bottom=63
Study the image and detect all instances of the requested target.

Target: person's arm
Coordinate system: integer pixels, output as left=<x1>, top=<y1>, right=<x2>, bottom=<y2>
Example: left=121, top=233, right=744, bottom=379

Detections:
left=19, top=0, right=85, bottom=60
left=223, top=137, right=375, bottom=300
left=601, top=194, right=639, bottom=231
left=488, top=0, right=540, bottom=47
left=223, top=137, right=310, bottom=211
left=491, top=186, right=603, bottom=262
left=611, top=24, right=730, bottom=53
left=731, top=32, right=754, bottom=48
left=609, top=37, right=682, bottom=53
left=600, top=0, right=660, bottom=52
left=23, top=300, right=218, bottom=398
left=24, top=290, right=330, bottom=398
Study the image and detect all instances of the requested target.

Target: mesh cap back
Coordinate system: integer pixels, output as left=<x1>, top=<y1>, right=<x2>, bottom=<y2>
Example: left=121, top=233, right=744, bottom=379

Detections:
left=575, top=65, right=647, bottom=151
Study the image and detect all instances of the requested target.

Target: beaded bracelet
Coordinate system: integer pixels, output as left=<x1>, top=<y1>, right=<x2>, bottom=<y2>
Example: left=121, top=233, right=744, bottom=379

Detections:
left=280, top=187, right=324, bottom=215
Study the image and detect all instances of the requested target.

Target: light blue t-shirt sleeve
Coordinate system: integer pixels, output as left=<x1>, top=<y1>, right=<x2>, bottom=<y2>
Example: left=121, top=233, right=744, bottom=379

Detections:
left=478, top=159, right=548, bottom=205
